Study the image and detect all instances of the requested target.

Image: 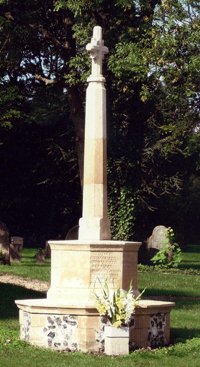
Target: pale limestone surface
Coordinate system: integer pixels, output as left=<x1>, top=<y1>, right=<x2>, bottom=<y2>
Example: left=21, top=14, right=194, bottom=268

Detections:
left=47, top=240, right=141, bottom=306
left=86, top=26, right=108, bottom=77
left=78, top=26, right=110, bottom=241
left=104, top=325, right=129, bottom=355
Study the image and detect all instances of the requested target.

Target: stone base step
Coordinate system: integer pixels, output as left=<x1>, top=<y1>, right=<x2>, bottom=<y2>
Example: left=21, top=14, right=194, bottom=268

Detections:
left=15, top=298, right=175, bottom=352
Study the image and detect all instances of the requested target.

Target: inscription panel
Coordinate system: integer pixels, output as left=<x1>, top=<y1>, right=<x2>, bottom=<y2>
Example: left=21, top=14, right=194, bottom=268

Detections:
left=90, top=251, right=121, bottom=287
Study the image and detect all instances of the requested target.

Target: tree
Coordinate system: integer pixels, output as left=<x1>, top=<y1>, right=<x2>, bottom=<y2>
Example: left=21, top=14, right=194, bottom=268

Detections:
left=0, top=0, right=82, bottom=240
left=0, top=0, right=199, bottom=241
left=105, top=0, right=200, bottom=239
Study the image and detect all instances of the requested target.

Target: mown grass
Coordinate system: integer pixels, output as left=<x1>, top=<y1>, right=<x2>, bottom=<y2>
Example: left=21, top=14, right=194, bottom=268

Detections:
left=0, top=245, right=200, bottom=366
left=1, top=338, right=200, bottom=367
left=180, top=244, right=200, bottom=270
left=171, top=301, right=200, bottom=342
left=0, top=248, right=50, bottom=282
left=138, top=271, right=200, bottom=297
left=138, top=243, right=200, bottom=297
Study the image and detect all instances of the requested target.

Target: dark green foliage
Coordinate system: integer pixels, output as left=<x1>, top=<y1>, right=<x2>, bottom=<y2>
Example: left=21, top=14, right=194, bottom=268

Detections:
left=108, top=186, right=136, bottom=240
left=0, top=0, right=83, bottom=240
left=0, top=120, right=81, bottom=241
left=0, top=0, right=199, bottom=242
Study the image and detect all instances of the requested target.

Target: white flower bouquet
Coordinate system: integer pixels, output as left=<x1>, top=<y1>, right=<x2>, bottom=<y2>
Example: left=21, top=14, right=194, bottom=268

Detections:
left=94, top=280, right=144, bottom=327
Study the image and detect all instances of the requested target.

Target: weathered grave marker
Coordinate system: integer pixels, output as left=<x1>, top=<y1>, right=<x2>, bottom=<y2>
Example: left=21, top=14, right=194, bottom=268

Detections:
left=10, top=236, right=23, bottom=262
left=0, top=221, right=10, bottom=264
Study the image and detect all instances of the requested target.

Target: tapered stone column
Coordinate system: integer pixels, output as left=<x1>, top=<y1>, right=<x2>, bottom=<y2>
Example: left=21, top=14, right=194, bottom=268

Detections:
left=79, top=26, right=111, bottom=241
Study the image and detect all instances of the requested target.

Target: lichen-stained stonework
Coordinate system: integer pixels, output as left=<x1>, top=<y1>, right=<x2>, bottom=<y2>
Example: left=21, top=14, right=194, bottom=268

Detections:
left=43, top=315, right=78, bottom=351
left=148, top=313, right=166, bottom=348
left=95, top=316, right=107, bottom=352
left=22, top=311, right=31, bottom=341
left=128, top=315, right=136, bottom=351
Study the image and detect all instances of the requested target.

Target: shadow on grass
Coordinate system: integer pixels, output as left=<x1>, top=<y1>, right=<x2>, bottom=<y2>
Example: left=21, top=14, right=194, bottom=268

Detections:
left=169, top=300, right=200, bottom=344
left=183, top=245, right=200, bottom=253
left=0, top=283, right=45, bottom=319
left=142, top=287, right=200, bottom=298
left=179, top=263, right=200, bottom=270
left=18, top=263, right=50, bottom=267
left=171, top=300, right=200, bottom=309
left=171, top=327, right=200, bottom=343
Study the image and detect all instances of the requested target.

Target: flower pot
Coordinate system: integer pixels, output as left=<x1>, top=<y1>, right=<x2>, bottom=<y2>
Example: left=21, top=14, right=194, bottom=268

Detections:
left=104, top=325, right=129, bottom=355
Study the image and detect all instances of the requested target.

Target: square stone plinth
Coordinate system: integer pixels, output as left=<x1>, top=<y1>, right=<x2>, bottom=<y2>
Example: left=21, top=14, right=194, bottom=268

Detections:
left=47, top=240, right=141, bottom=306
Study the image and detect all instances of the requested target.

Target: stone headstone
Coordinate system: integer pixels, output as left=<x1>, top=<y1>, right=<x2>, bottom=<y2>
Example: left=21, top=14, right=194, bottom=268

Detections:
left=0, top=221, right=10, bottom=264
left=35, top=248, right=46, bottom=263
left=45, top=240, right=51, bottom=258
left=66, top=225, right=79, bottom=240
left=10, top=236, right=23, bottom=262
left=147, top=225, right=168, bottom=250
left=139, top=225, right=168, bottom=264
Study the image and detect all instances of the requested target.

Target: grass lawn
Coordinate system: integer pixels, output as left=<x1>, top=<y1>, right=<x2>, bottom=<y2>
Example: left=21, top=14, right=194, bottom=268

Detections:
left=0, top=248, right=50, bottom=282
left=138, top=270, right=200, bottom=297
left=180, top=244, right=200, bottom=271
left=138, top=244, right=200, bottom=297
left=0, top=245, right=200, bottom=366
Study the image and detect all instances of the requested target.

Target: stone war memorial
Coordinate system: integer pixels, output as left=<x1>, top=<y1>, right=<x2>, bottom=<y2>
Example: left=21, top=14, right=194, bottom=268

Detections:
left=15, top=26, right=174, bottom=353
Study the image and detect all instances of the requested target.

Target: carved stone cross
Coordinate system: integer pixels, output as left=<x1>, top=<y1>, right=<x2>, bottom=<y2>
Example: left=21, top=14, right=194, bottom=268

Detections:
left=86, top=26, right=108, bottom=76
left=79, top=26, right=111, bottom=240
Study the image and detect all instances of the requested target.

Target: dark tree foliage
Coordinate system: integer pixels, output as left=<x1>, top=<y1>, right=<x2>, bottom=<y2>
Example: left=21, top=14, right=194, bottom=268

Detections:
left=0, top=0, right=199, bottom=243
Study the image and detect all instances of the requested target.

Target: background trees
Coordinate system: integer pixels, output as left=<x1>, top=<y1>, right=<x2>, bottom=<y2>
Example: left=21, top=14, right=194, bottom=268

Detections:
left=0, top=0, right=199, bottom=245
